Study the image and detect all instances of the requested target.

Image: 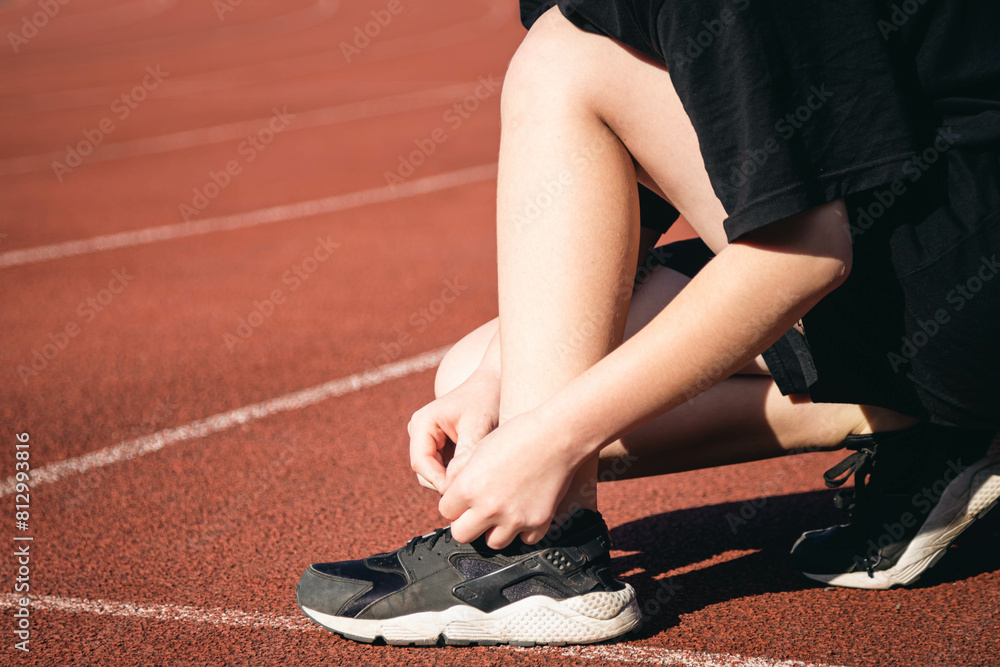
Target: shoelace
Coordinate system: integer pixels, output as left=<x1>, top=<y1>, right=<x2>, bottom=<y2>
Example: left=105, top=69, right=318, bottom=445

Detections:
left=823, top=442, right=878, bottom=577
left=403, top=527, right=453, bottom=556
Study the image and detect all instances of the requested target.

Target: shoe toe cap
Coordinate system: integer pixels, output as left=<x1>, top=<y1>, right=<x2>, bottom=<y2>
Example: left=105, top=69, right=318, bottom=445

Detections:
left=790, top=524, right=862, bottom=575
left=297, top=557, right=408, bottom=618
left=297, top=562, right=374, bottom=617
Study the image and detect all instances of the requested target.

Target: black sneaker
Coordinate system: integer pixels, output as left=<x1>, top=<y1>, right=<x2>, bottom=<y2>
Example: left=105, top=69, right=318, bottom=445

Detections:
left=296, top=509, right=640, bottom=646
left=790, top=425, right=1000, bottom=589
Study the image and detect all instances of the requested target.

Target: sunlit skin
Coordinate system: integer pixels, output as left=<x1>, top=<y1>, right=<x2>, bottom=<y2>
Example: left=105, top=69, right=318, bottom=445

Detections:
left=408, top=8, right=916, bottom=549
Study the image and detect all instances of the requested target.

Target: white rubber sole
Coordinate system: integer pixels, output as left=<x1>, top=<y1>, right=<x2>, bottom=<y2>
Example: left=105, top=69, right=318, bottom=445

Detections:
left=803, top=442, right=1000, bottom=590
left=300, top=585, right=641, bottom=646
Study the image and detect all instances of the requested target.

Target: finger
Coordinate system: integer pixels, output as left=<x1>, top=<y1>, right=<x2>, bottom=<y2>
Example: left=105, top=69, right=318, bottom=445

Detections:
left=448, top=507, right=491, bottom=544
left=416, top=474, right=438, bottom=491
left=438, top=484, right=470, bottom=523
left=441, top=448, right=473, bottom=492
left=438, top=439, right=457, bottom=468
left=484, top=524, right=519, bottom=550
left=519, top=508, right=556, bottom=546
left=519, top=525, right=549, bottom=546
left=455, top=413, right=494, bottom=451
left=409, top=425, right=447, bottom=491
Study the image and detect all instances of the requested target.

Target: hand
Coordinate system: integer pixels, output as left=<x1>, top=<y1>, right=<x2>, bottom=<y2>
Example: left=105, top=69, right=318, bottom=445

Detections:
left=407, top=368, right=500, bottom=492
left=438, top=408, right=587, bottom=549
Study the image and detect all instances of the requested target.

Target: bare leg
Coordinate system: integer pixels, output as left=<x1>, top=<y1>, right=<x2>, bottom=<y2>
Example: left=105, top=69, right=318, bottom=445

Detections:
left=438, top=261, right=917, bottom=480
left=484, top=8, right=917, bottom=521
left=496, top=11, right=641, bottom=517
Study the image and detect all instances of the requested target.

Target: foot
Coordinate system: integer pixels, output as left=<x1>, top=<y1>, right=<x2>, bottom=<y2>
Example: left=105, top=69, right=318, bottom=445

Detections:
left=790, top=425, right=1000, bottom=589
left=296, top=509, right=640, bottom=646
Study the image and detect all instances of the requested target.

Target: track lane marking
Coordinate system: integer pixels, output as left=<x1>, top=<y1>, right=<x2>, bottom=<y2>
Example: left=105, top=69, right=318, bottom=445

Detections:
left=0, top=346, right=449, bottom=497
left=0, top=0, right=178, bottom=39
left=0, top=593, right=854, bottom=666
left=522, top=646, right=854, bottom=667
left=0, top=593, right=315, bottom=632
left=0, top=82, right=492, bottom=175
left=0, top=1, right=510, bottom=111
left=0, top=163, right=498, bottom=269
left=2, top=0, right=341, bottom=67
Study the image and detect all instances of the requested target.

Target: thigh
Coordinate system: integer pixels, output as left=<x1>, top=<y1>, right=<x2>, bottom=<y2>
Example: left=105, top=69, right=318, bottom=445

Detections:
left=524, top=8, right=730, bottom=253
left=598, top=375, right=863, bottom=480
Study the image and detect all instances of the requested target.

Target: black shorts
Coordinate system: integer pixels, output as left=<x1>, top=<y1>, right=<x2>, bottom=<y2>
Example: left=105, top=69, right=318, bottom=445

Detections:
left=646, top=194, right=1000, bottom=431
left=637, top=183, right=680, bottom=235
left=644, top=238, right=820, bottom=398
left=521, top=1, right=1000, bottom=429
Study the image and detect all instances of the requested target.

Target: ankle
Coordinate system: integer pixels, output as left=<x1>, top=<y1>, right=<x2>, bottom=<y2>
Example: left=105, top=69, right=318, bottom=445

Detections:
left=555, top=460, right=599, bottom=520
left=545, top=502, right=601, bottom=543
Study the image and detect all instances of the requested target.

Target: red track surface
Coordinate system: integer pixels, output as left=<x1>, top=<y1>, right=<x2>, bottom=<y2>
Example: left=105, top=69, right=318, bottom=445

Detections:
left=1, top=1, right=997, bottom=665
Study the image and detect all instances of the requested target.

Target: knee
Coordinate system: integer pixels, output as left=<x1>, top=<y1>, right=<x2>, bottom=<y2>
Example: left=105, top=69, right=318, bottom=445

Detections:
left=433, top=319, right=497, bottom=398
left=501, top=8, right=597, bottom=125
left=434, top=344, right=473, bottom=399
left=596, top=440, right=641, bottom=482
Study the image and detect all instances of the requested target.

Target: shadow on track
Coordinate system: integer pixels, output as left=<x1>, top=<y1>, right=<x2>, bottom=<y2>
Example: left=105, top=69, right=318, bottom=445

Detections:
left=609, top=489, right=1000, bottom=636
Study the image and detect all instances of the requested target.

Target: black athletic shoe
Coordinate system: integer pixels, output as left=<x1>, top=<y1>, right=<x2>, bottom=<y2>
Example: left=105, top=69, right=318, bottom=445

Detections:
left=791, top=425, right=1000, bottom=589
left=296, top=509, right=640, bottom=646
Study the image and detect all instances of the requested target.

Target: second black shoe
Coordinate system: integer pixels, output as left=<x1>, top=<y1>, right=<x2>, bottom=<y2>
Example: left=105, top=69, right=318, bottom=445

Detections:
left=791, top=424, right=1000, bottom=589
left=296, top=509, right=640, bottom=646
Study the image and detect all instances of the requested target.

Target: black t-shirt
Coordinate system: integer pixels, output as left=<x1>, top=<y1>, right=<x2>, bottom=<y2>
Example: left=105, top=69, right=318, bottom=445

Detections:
left=523, top=0, right=999, bottom=240
left=518, top=0, right=1000, bottom=428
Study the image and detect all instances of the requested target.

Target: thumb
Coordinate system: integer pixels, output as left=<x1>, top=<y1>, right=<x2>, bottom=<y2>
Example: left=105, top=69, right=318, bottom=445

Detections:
left=416, top=473, right=440, bottom=492
left=455, top=412, right=494, bottom=453
left=443, top=446, right=473, bottom=491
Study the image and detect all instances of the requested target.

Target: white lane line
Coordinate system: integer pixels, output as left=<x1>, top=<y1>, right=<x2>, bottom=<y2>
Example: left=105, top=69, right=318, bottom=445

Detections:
left=0, top=1, right=510, bottom=112
left=0, top=0, right=178, bottom=38
left=0, top=594, right=315, bottom=633
left=0, top=163, right=497, bottom=269
left=5, top=0, right=341, bottom=68
left=523, top=646, right=854, bottom=667
left=0, top=594, right=854, bottom=667
left=0, top=346, right=449, bottom=497
left=0, top=82, right=490, bottom=176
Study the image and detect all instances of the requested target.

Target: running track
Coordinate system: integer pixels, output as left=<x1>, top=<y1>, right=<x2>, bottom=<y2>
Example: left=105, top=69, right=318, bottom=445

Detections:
left=1, top=1, right=997, bottom=665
